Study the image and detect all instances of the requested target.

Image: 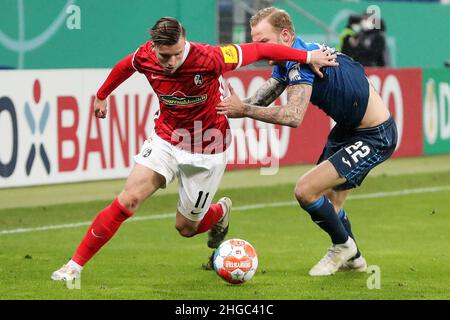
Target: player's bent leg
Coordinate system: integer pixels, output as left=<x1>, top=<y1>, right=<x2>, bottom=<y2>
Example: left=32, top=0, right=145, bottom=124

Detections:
left=175, top=197, right=232, bottom=271
left=175, top=197, right=232, bottom=244
left=294, top=161, right=357, bottom=276
left=51, top=164, right=165, bottom=282
left=303, top=115, right=396, bottom=276
left=176, top=197, right=233, bottom=270
left=175, top=211, right=200, bottom=238
left=118, top=164, right=166, bottom=212
left=295, top=160, right=347, bottom=205
left=294, top=160, right=350, bottom=245
left=175, top=150, right=229, bottom=247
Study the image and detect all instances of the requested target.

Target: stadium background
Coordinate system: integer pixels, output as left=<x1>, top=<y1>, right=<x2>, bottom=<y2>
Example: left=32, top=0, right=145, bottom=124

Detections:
left=1, top=0, right=450, bottom=301
left=1, top=0, right=449, bottom=188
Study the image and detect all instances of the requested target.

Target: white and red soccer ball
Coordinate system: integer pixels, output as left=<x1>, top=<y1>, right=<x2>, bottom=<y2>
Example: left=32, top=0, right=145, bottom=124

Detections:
left=213, top=239, right=258, bottom=284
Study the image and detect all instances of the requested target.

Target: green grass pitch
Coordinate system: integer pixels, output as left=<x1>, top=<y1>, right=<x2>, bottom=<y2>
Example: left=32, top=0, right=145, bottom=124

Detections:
left=0, top=157, right=449, bottom=300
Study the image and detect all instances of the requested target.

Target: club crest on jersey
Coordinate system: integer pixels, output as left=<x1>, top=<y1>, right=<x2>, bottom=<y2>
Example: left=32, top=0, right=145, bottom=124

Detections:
left=194, top=74, right=203, bottom=86
left=288, top=64, right=302, bottom=82
left=159, top=91, right=207, bottom=106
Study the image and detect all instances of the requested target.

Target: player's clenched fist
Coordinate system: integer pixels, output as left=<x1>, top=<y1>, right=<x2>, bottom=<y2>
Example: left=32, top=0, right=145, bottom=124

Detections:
left=94, top=96, right=107, bottom=118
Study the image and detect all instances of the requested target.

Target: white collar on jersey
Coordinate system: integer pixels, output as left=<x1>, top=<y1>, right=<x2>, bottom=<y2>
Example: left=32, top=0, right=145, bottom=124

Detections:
left=180, top=41, right=191, bottom=66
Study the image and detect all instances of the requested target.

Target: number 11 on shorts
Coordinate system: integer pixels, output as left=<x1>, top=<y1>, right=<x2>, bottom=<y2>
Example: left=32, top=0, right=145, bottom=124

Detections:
left=191, top=191, right=210, bottom=215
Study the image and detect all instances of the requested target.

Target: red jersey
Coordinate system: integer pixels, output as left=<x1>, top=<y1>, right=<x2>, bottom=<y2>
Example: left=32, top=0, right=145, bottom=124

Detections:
left=132, top=41, right=242, bottom=154
left=97, top=40, right=310, bottom=154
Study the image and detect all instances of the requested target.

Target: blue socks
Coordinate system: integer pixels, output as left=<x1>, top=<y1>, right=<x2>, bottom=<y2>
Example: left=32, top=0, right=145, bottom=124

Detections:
left=301, top=196, right=349, bottom=245
left=338, top=208, right=361, bottom=258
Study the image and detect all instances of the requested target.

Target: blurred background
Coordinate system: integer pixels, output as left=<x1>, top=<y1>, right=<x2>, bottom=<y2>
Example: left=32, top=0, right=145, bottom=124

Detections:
left=1, top=0, right=450, bottom=188
left=1, top=0, right=449, bottom=69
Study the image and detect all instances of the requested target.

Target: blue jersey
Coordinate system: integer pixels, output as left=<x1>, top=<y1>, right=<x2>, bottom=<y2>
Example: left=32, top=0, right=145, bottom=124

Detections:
left=272, top=37, right=370, bottom=129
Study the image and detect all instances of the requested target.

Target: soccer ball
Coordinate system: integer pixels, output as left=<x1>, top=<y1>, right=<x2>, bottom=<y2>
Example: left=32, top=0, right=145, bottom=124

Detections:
left=213, top=239, right=258, bottom=284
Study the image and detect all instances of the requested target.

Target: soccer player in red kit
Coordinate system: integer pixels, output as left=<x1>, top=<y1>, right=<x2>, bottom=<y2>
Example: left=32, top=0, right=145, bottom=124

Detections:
left=51, top=17, right=338, bottom=282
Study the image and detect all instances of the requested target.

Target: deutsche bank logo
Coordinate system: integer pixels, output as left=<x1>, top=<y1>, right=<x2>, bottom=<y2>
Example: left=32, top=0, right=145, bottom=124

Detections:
left=0, top=79, right=51, bottom=178
left=24, top=80, right=51, bottom=176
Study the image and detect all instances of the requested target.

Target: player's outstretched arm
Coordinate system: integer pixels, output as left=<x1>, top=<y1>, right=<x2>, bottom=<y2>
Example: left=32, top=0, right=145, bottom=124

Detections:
left=217, top=83, right=312, bottom=128
left=239, top=43, right=338, bottom=76
left=95, top=54, right=136, bottom=118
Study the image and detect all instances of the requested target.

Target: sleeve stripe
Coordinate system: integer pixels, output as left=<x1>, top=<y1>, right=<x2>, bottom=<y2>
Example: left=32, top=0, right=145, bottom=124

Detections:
left=235, top=44, right=243, bottom=69
left=131, top=48, right=140, bottom=72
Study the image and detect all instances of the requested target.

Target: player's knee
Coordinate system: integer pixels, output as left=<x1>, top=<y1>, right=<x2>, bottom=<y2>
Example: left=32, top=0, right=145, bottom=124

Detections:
left=175, top=224, right=196, bottom=238
left=118, top=191, right=141, bottom=212
left=294, top=180, right=316, bottom=206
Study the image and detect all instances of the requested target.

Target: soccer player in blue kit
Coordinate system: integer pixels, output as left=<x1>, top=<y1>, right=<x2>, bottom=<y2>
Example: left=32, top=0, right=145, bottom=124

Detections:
left=217, top=7, right=398, bottom=276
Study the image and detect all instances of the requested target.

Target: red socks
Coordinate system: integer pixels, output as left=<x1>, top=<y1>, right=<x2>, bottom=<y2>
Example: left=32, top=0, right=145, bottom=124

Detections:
left=72, top=198, right=133, bottom=266
left=195, top=203, right=224, bottom=234
left=71, top=200, right=223, bottom=266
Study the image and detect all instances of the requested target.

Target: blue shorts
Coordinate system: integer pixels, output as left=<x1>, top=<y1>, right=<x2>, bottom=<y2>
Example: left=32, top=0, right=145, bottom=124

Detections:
left=317, top=117, right=398, bottom=190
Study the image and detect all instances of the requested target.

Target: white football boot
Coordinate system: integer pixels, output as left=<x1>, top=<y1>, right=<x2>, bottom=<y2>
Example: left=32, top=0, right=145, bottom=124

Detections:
left=309, top=237, right=358, bottom=276
left=339, top=255, right=368, bottom=272
left=51, top=261, right=82, bottom=281
left=207, top=197, right=232, bottom=249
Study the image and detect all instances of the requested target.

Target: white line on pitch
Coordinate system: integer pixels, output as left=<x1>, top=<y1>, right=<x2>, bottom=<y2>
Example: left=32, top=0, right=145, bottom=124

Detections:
left=1, top=185, right=449, bottom=235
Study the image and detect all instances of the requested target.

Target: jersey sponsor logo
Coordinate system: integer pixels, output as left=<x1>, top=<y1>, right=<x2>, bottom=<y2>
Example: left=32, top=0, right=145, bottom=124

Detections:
left=288, top=64, right=302, bottom=82
left=220, top=45, right=238, bottom=64
left=194, top=74, right=204, bottom=86
left=159, top=91, right=207, bottom=106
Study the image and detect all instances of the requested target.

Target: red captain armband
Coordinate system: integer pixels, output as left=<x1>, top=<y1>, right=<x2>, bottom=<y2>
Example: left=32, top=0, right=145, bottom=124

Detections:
left=239, top=42, right=310, bottom=67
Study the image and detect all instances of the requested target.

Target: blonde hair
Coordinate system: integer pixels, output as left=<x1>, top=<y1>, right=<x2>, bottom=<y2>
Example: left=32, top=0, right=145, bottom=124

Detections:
left=250, top=7, right=295, bottom=36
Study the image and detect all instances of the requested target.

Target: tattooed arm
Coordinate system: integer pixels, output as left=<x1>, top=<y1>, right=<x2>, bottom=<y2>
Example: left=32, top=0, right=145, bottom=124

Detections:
left=217, top=83, right=312, bottom=128
left=244, top=84, right=312, bottom=127
left=242, top=78, right=287, bottom=106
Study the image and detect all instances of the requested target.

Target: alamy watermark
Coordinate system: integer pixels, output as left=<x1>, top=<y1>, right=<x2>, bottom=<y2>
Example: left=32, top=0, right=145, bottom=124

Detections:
left=66, top=4, right=81, bottom=30
left=364, top=5, right=382, bottom=30
left=65, top=276, right=81, bottom=290
left=166, top=121, right=281, bottom=176
left=366, top=265, right=381, bottom=290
